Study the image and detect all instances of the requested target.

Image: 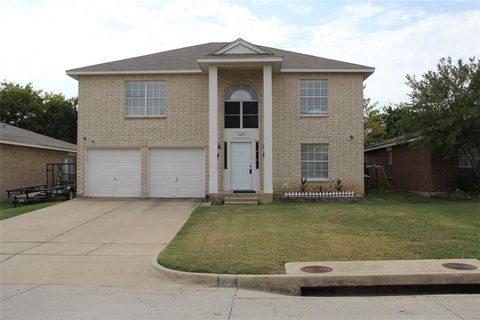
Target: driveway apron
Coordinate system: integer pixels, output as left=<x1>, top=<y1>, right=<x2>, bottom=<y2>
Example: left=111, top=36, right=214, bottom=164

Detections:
left=0, top=198, right=198, bottom=287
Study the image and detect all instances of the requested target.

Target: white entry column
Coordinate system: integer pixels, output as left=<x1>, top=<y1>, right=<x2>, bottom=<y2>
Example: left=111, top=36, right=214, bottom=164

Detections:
left=208, top=65, right=218, bottom=194
left=263, top=64, right=273, bottom=194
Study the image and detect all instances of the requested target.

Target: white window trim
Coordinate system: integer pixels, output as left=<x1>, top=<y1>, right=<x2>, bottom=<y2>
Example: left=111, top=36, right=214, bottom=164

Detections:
left=458, top=149, right=473, bottom=168
left=301, top=143, right=329, bottom=181
left=300, top=79, right=328, bottom=115
left=125, top=80, right=166, bottom=117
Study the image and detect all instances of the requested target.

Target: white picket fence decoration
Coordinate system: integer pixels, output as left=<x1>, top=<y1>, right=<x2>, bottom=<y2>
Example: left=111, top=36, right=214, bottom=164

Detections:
left=283, top=191, right=355, bottom=198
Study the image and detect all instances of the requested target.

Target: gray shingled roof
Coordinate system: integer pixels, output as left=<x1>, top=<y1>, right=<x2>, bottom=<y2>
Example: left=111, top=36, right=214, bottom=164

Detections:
left=67, top=42, right=373, bottom=74
left=0, top=123, right=77, bottom=152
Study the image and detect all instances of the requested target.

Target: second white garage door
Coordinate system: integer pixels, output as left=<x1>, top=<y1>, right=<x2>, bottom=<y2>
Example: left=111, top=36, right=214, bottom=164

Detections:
left=149, top=148, right=205, bottom=198
left=86, top=149, right=141, bottom=197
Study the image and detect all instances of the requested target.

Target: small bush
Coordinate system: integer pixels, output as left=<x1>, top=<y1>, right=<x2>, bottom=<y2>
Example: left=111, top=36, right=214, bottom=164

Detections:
left=331, top=178, right=343, bottom=192
left=299, top=178, right=307, bottom=192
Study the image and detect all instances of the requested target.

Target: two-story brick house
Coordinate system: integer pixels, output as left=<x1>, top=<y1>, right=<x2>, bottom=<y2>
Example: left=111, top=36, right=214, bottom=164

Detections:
left=67, top=39, right=374, bottom=203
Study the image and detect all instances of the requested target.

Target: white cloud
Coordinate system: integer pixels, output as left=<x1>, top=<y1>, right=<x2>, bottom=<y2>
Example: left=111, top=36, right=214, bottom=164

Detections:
left=294, top=6, right=480, bottom=104
left=286, top=2, right=313, bottom=16
left=0, top=0, right=478, bottom=105
left=0, top=0, right=298, bottom=97
left=342, top=2, right=386, bottom=19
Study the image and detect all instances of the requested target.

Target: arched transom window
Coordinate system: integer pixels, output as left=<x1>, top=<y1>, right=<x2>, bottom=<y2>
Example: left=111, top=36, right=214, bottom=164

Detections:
left=224, top=84, right=258, bottom=102
left=224, top=84, right=258, bottom=129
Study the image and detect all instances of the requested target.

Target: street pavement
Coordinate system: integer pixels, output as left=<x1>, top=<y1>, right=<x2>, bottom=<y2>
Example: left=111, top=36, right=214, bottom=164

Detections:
left=1, top=284, right=479, bottom=319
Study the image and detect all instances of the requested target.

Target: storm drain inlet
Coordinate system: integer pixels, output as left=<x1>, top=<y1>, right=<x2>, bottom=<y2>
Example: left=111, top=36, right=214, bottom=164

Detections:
left=442, top=263, right=477, bottom=270
left=300, top=265, right=333, bottom=273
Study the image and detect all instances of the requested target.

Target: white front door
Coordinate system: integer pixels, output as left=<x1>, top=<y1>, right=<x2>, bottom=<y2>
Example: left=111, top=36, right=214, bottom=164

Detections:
left=231, top=142, right=252, bottom=190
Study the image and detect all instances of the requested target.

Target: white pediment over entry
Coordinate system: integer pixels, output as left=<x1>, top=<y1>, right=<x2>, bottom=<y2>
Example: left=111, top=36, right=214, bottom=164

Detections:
left=211, top=38, right=272, bottom=55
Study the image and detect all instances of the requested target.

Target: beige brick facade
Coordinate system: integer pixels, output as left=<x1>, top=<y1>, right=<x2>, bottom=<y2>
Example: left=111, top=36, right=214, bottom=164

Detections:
left=272, top=73, right=365, bottom=195
left=0, top=144, right=76, bottom=200
left=76, top=70, right=364, bottom=198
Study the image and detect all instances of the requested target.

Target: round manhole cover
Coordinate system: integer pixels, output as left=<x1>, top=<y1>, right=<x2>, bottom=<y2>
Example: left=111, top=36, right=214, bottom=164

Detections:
left=300, top=265, right=333, bottom=273
left=442, top=263, right=477, bottom=270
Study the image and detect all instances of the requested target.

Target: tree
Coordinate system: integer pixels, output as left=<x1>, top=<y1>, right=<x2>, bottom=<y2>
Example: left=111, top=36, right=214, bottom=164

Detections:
left=363, top=96, right=385, bottom=146
left=0, top=82, right=43, bottom=130
left=382, top=103, right=410, bottom=139
left=403, top=57, right=480, bottom=179
left=39, top=94, right=78, bottom=143
left=0, top=81, right=77, bottom=143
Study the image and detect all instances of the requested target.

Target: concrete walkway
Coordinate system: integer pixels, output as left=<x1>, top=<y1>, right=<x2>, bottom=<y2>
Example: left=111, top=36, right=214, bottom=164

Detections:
left=0, top=198, right=198, bottom=287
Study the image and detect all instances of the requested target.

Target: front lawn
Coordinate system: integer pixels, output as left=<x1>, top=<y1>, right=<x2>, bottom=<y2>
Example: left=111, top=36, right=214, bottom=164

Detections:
left=158, top=192, right=480, bottom=274
left=0, top=200, right=62, bottom=220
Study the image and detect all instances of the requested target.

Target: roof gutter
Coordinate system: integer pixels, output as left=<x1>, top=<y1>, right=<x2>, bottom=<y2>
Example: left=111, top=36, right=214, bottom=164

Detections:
left=364, top=137, right=418, bottom=152
left=66, top=69, right=203, bottom=79
left=281, top=68, right=375, bottom=79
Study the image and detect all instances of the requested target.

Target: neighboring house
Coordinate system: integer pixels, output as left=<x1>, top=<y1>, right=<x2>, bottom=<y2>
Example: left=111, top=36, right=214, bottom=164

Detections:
left=0, top=123, right=77, bottom=200
left=364, top=137, right=478, bottom=195
left=66, top=38, right=374, bottom=203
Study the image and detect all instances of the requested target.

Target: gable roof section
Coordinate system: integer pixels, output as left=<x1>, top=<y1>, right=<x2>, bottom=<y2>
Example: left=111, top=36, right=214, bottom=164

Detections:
left=0, top=123, right=77, bottom=153
left=210, top=38, right=272, bottom=55
left=66, top=40, right=374, bottom=78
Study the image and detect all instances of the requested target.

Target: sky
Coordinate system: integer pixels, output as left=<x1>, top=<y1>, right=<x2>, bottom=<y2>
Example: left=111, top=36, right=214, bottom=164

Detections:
left=0, top=0, right=479, bottom=105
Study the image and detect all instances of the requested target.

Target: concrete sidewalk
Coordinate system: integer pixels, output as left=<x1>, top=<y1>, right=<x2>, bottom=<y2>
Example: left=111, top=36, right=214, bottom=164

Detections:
left=0, top=198, right=198, bottom=287
left=1, top=284, right=479, bottom=320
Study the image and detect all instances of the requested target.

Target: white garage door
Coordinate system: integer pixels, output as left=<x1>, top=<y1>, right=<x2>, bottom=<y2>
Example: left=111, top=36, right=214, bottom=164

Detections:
left=149, top=148, right=205, bottom=198
left=86, top=149, right=141, bottom=197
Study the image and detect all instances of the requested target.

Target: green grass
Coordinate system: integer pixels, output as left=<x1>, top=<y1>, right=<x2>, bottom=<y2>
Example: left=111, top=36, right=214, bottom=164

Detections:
left=0, top=199, right=62, bottom=220
left=158, top=192, right=480, bottom=274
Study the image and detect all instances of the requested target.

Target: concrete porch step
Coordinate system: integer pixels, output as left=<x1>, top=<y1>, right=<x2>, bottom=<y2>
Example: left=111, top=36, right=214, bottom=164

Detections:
left=224, top=197, right=258, bottom=205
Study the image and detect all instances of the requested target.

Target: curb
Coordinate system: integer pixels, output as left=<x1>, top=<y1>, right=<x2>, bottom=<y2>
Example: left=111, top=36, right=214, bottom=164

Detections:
left=152, top=258, right=480, bottom=296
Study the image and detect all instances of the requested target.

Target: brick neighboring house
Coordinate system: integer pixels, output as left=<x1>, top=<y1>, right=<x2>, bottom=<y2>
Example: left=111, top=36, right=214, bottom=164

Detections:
left=364, top=137, right=478, bottom=195
left=0, top=123, right=77, bottom=200
left=66, top=38, right=374, bottom=203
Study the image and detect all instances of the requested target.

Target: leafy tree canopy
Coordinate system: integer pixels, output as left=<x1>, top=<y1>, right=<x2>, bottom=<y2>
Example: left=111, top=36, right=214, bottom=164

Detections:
left=403, top=57, right=480, bottom=178
left=363, top=99, right=410, bottom=146
left=0, top=81, right=77, bottom=143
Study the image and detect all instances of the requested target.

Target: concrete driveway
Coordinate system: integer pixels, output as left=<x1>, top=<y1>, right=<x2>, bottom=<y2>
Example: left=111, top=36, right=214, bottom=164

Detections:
left=0, top=198, right=199, bottom=287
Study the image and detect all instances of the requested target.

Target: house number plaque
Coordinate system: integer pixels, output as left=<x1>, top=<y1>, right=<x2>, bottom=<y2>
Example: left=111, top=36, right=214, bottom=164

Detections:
left=234, top=131, right=249, bottom=138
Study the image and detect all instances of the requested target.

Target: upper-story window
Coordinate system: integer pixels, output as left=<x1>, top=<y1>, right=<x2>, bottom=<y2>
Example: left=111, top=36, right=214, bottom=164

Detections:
left=224, top=84, right=258, bottom=129
left=126, top=81, right=166, bottom=116
left=300, top=80, right=328, bottom=115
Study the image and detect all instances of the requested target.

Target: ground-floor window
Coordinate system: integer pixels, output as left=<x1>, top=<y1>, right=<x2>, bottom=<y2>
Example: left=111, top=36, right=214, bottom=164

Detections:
left=458, top=149, right=473, bottom=168
left=301, top=144, right=328, bottom=180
